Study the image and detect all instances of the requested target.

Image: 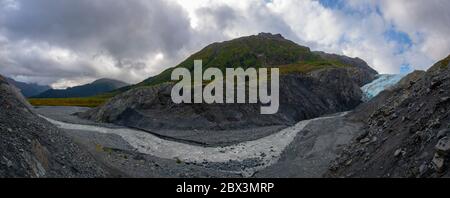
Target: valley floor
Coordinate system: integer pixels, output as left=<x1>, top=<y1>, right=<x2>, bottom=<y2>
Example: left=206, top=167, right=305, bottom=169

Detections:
left=34, top=106, right=364, bottom=178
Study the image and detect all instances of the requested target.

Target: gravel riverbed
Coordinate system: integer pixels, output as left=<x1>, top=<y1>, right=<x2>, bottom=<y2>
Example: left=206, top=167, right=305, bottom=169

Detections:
left=34, top=106, right=362, bottom=178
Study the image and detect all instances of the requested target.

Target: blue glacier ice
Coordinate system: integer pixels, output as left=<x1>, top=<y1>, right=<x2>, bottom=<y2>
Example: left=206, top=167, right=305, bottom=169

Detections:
left=361, top=74, right=406, bottom=102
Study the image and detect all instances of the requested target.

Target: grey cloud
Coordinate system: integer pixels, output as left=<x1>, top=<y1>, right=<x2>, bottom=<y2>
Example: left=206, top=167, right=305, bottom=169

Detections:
left=2, top=0, right=449, bottom=87
left=0, top=0, right=197, bottom=86
left=381, top=0, right=450, bottom=35
left=1, top=48, right=97, bottom=83
left=195, top=3, right=299, bottom=43
left=196, top=5, right=237, bottom=29
left=1, top=0, right=193, bottom=60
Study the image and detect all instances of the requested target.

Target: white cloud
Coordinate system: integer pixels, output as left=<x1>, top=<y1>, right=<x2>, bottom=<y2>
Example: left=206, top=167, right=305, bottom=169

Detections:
left=379, top=0, right=450, bottom=66
left=174, top=0, right=412, bottom=73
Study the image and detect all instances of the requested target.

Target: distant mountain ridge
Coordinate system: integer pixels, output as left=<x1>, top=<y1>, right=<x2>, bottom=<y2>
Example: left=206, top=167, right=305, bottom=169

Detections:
left=33, top=78, right=128, bottom=98
left=6, top=77, right=51, bottom=97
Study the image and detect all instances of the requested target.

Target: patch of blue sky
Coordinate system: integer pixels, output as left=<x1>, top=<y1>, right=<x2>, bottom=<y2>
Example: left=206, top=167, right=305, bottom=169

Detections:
left=399, top=64, right=413, bottom=74
left=384, top=27, right=413, bottom=54
left=318, top=0, right=346, bottom=9
left=318, top=0, right=372, bottom=17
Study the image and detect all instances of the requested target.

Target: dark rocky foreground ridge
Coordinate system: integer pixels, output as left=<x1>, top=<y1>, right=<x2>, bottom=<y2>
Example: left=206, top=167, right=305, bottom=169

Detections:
left=0, top=75, right=109, bottom=177
left=327, top=55, right=450, bottom=178
left=80, top=33, right=378, bottom=141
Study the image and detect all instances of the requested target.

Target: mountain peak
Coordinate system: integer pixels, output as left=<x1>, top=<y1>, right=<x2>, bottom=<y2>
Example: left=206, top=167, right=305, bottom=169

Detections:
left=257, top=32, right=285, bottom=39
left=138, top=33, right=376, bottom=87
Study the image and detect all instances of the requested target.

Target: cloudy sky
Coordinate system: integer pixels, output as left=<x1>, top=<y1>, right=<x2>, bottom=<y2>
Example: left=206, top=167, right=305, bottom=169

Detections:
left=0, top=0, right=449, bottom=88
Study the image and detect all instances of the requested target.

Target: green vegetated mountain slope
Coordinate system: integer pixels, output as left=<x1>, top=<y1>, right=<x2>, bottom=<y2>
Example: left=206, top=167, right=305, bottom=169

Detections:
left=33, top=78, right=128, bottom=98
left=140, top=33, right=314, bottom=86
left=81, top=33, right=378, bottom=144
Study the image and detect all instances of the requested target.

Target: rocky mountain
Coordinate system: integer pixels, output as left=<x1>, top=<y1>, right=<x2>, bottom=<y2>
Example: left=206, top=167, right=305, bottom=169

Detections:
left=327, top=55, right=450, bottom=178
left=33, top=78, right=128, bottom=98
left=133, top=32, right=376, bottom=88
left=80, top=33, right=378, bottom=141
left=0, top=74, right=109, bottom=177
left=6, top=77, right=50, bottom=97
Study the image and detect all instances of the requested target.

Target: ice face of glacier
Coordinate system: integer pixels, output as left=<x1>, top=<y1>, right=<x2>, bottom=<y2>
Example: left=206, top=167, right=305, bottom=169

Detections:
left=361, top=74, right=406, bottom=102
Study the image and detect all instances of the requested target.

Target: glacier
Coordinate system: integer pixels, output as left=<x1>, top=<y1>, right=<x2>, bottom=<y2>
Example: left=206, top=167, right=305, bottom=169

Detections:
left=361, top=74, right=406, bottom=102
